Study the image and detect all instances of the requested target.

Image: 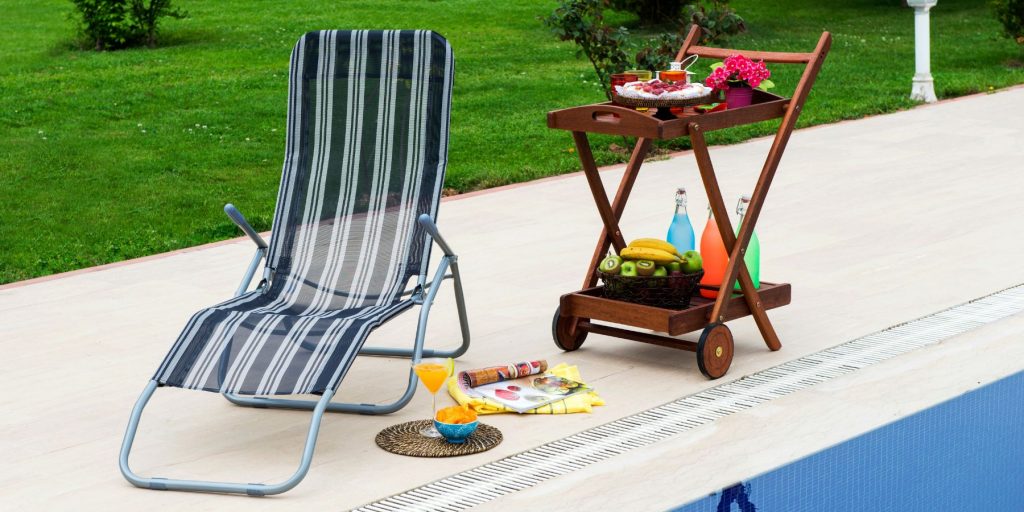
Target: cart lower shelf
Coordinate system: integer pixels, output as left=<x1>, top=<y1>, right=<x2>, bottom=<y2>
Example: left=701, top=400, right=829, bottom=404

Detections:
left=559, top=281, right=791, bottom=337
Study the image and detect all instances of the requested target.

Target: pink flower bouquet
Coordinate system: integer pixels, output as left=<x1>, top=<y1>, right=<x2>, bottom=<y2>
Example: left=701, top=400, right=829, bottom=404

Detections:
left=704, top=54, right=774, bottom=91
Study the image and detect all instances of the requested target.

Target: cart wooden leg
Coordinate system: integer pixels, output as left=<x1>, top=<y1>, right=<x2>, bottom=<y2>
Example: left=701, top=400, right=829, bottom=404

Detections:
left=689, top=123, right=782, bottom=351
left=573, top=132, right=652, bottom=289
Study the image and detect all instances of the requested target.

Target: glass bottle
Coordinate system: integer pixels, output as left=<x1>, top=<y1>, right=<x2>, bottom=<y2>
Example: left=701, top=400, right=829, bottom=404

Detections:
left=666, top=188, right=695, bottom=254
left=734, top=195, right=761, bottom=290
left=699, top=205, right=728, bottom=299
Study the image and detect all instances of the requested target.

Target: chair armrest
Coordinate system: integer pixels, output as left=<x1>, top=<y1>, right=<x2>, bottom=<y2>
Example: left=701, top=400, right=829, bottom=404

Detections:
left=225, top=204, right=268, bottom=249
left=417, top=214, right=455, bottom=257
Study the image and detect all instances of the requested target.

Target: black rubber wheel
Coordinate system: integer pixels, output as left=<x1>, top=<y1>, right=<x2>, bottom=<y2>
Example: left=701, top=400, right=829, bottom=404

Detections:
left=696, top=322, right=734, bottom=379
left=552, top=306, right=587, bottom=351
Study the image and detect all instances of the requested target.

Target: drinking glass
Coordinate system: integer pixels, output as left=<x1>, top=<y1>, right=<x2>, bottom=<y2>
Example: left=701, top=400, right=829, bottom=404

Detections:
left=610, top=73, right=638, bottom=103
left=413, top=358, right=453, bottom=437
left=624, top=69, right=653, bottom=81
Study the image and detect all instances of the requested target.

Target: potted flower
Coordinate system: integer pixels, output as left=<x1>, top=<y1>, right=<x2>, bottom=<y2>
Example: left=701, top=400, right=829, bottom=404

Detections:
left=704, top=54, right=774, bottom=109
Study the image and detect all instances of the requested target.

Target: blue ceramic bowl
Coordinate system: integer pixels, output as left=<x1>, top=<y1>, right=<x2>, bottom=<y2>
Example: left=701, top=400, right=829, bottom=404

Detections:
left=434, top=419, right=479, bottom=444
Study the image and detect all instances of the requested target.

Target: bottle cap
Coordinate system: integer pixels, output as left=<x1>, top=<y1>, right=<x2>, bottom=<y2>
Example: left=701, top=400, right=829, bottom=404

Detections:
left=675, top=187, right=687, bottom=206
left=736, top=195, right=751, bottom=215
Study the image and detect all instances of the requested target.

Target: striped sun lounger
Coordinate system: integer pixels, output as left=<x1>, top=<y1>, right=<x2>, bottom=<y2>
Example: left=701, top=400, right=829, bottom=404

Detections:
left=119, top=30, right=470, bottom=496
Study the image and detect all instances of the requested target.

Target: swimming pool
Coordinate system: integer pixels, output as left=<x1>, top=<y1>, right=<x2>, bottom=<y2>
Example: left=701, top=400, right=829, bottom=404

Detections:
left=673, top=370, right=1024, bottom=511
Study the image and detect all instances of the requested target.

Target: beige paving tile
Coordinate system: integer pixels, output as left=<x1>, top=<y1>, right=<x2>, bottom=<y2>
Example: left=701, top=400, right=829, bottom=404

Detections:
left=1, top=86, right=1023, bottom=510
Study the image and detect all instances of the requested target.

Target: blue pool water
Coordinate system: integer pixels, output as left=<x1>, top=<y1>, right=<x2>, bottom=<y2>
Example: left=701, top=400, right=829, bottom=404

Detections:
left=673, top=371, right=1024, bottom=511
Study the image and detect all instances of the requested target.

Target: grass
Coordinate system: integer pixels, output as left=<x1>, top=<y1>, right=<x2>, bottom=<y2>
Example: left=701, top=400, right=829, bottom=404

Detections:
left=2, top=0, right=1023, bottom=284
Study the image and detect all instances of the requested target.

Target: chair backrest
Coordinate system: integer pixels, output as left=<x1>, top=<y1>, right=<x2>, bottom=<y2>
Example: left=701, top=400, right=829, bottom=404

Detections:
left=264, top=30, right=454, bottom=313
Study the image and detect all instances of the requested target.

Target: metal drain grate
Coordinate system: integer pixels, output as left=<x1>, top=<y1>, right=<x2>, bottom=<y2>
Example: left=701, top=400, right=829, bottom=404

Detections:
left=353, top=284, right=1024, bottom=512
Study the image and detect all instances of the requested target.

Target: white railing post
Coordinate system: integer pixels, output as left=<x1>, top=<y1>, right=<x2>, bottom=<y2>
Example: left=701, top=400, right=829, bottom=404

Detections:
left=908, top=0, right=938, bottom=103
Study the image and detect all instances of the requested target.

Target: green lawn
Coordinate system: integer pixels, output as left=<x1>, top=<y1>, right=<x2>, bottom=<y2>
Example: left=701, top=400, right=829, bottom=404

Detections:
left=2, top=0, right=1022, bottom=284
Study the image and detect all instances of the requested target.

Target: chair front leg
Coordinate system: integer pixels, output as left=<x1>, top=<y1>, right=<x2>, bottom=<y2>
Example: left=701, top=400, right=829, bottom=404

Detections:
left=120, top=380, right=334, bottom=496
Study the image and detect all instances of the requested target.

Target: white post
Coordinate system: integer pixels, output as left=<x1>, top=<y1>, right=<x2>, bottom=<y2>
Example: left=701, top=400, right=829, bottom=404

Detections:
left=908, top=0, right=938, bottom=103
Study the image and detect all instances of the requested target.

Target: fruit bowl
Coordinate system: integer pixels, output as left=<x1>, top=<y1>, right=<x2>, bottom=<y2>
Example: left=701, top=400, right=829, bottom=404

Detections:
left=434, top=419, right=479, bottom=444
left=597, top=269, right=704, bottom=309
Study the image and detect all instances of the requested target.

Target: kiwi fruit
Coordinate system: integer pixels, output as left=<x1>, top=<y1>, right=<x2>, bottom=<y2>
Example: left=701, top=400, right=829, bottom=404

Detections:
left=600, top=255, right=623, bottom=274
left=635, top=259, right=656, bottom=276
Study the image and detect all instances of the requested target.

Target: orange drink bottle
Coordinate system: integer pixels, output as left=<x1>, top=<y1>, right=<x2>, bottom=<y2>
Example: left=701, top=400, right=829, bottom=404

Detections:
left=699, top=206, right=729, bottom=299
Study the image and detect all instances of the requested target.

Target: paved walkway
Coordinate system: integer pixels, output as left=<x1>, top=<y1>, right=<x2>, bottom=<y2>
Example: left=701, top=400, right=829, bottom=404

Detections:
left=2, top=86, right=1023, bottom=511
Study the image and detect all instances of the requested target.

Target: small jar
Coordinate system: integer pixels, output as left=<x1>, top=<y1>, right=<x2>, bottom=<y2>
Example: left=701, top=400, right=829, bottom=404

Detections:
left=660, top=61, right=687, bottom=84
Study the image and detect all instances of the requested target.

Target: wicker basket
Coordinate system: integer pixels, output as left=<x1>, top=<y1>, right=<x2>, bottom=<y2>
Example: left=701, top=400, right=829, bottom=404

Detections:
left=612, top=92, right=717, bottom=109
left=597, top=269, right=704, bottom=309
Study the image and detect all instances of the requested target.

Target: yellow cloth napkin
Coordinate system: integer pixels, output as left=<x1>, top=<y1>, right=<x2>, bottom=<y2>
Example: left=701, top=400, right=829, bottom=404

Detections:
left=446, top=363, right=605, bottom=414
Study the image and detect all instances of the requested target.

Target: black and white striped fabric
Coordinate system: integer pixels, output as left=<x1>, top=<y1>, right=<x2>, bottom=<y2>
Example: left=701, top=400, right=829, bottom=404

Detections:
left=154, top=30, right=454, bottom=395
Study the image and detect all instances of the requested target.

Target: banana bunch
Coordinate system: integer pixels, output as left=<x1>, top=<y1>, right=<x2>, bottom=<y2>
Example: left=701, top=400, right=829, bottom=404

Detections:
left=619, top=238, right=680, bottom=265
left=599, top=238, right=702, bottom=278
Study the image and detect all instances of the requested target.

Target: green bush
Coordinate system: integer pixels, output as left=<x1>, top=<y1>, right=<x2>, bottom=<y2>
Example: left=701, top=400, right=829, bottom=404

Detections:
left=543, top=0, right=632, bottom=98
left=544, top=0, right=745, bottom=98
left=70, top=0, right=186, bottom=50
left=604, top=0, right=685, bottom=21
left=992, top=0, right=1024, bottom=45
left=684, top=1, right=746, bottom=44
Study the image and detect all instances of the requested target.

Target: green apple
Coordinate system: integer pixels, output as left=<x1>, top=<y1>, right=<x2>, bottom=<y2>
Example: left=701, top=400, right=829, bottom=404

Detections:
left=681, top=250, right=703, bottom=273
left=620, top=261, right=638, bottom=277
left=600, top=255, right=623, bottom=274
left=635, top=259, right=656, bottom=276
left=667, top=261, right=682, bottom=273
left=653, top=266, right=668, bottom=277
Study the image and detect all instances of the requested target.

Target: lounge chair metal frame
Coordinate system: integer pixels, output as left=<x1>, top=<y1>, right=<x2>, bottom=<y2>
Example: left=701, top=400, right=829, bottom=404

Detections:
left=119, top=207, right=470, bottom=496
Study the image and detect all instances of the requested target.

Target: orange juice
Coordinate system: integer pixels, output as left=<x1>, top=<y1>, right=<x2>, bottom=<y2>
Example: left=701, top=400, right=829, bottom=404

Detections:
left=699, top=209, right=729, bottom=299
left=413, top=363, right=448, bottom=393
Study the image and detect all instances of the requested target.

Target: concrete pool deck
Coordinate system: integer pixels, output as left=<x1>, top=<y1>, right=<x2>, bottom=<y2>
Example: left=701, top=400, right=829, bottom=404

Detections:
left=2, top=85, right=1023, bottom=511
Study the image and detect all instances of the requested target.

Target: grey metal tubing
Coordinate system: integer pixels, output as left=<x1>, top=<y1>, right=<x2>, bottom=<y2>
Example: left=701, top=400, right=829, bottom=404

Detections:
left=417, top=214, right=454, bottom=256
left=235, top=248, right=266, bottom=296
left=225, top=204, right=268, bottom=250
left=400, top=273, right=453, bottom=297
left=120, top=380, right=335, bottom=496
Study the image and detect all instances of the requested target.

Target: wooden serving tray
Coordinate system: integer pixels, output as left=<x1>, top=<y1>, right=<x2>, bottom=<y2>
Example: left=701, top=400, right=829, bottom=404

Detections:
left=548, top=89, right=789, bottom=140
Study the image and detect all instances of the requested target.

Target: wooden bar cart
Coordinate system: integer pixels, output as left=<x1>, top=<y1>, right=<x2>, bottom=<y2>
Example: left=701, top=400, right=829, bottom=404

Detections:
left=548, top=27, right=831, bottom=379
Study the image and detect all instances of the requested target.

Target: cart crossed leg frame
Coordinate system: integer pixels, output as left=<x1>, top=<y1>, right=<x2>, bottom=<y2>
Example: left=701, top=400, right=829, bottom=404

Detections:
left=551, top=27, right=831, bottom=379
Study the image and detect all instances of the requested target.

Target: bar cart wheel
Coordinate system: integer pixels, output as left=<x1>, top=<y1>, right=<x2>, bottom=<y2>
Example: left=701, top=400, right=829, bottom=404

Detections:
left=696, top=322, right=734, bottom=379
left=552, top=307, right=588, bottom=351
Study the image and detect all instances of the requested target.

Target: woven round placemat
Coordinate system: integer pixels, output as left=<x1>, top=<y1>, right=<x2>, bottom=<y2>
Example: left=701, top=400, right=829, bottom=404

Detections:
left=375, top=420, right=502, bottom=457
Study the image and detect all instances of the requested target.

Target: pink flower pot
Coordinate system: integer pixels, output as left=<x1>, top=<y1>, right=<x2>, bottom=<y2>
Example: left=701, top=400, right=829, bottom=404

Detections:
left=725, top=85, right=754, bottom=109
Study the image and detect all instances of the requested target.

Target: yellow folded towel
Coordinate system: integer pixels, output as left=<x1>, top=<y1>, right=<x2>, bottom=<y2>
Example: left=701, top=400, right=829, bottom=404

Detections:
left=446, top=363, right=605, bottom=414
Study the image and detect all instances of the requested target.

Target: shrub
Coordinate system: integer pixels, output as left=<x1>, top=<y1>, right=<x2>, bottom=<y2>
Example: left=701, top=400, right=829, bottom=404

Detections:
left=604, top=0, right=685, bottom=21
left=684, top=1, right=746, bottom=44
left=70, top=0, right=186, bottom=50
left=129, top=0, right=187, bottom=48
left=992, top=0, right=1024, bottom=46
left=71, top=0, right=136, bottom=50
left=544, top=0, right=745, bottom=98
left=543, top=0, right=632, bottom=98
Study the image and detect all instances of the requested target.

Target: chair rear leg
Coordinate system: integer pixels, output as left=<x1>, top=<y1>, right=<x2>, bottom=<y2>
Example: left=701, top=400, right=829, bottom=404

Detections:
left=120, top=380, right=334, bottom=496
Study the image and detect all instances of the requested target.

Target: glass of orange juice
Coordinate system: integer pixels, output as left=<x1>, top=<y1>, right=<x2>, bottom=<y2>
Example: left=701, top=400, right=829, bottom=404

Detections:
left=413, top=358, right=454, bottom=437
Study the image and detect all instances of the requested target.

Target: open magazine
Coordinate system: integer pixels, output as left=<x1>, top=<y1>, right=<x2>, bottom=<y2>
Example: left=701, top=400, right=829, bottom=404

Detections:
left=454, top=361, right=592, bottom=413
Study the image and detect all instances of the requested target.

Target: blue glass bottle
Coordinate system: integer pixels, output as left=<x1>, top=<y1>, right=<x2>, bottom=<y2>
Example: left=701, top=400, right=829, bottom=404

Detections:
left=666, top=187, right=695, bottom=254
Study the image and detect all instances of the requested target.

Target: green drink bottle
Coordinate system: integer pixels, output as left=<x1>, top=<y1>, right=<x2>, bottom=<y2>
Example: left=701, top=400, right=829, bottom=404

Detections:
left=734, top=195, right=760, bottom=290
